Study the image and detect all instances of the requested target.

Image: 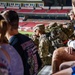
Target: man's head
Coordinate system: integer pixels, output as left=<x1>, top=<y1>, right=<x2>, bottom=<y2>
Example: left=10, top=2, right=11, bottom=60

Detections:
left=1, top=10, right=19, bottom=30
left=0, top=10, right=19, bottom=36
left=33, top=24, right=45, bottom=36
left=68, top=10, right=75, bottom=20
left=72, top=0, right=75, bottom=14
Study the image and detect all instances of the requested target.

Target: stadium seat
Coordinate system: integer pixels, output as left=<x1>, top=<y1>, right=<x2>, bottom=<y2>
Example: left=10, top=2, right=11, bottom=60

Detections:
left=57, top=9, right=70, bottom=13
left=33, top=9, right=47, bottom=13
left=47, top=9, right=59, bottom=13
left=0, top=7, right=5, bottom=12
left=6, top=7, right=19, bottom=12
left=0, top=8, right=4, bottom=11
left=63, top=6, right=72, bottom=10
left=50, top=6, right=61, bottom=10
left=18, top=9, right=33, bottom=13
left=18, top=6, right=33, bottom=13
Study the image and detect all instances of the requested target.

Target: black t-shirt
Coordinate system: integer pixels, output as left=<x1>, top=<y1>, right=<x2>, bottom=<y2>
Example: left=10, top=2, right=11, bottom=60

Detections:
left=9, top=33, right=42, bottom=75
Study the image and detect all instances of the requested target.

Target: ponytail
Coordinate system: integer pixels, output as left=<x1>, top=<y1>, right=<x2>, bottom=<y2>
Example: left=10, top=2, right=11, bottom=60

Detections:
left=0, top=20, right=8, bottom=43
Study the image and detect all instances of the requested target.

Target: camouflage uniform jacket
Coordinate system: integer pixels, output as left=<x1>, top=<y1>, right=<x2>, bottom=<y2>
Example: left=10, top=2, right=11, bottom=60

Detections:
left=39, top=34, right=50, bottom=58
left=31, top=34, right=39, bottom=49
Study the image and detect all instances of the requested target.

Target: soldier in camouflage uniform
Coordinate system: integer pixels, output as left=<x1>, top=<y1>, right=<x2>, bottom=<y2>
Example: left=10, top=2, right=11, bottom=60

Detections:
left=68, top=9, right=75, bottom=35
left=45, top=22, right=67, bottom=52
left=33, top=24, right=52, bottom=66
left=45, top=22, right=57, bottom=33
left=48, top=23, right=68, bottom=47
left=49, top=26, right=64, bottom=49
left=61, top=23, right=74, bottom=38
left=31, top=34, right=39, bottom=49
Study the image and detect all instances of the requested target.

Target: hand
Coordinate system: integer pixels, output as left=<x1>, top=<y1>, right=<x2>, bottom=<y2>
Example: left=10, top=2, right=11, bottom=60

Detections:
left=65, top=47, right=74, bottom=54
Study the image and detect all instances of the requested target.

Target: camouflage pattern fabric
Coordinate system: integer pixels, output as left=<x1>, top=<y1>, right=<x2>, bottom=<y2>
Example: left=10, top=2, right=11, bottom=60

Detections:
left=45, top=22, right=74, bottom=47
left=39, top=34, right=51, bottom=65
left=61, top=22, right=74, bottom=38
left=45, top=22, right=58, bottom=33
left=49, top=26, right=65, bottom=48
left=57, top=29, right=68, bottom=41
left=31, top=34, right=39, bottom=49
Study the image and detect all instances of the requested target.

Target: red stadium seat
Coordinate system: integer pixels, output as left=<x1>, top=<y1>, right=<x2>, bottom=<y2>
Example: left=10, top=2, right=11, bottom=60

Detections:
left=5, top=7, right=19, bottom=12
left=57, top=9, right=70, bottom=13
left=33, top=9, right=47, bottom=13
left=47, top=9, right=59, bottom=13
left=0, top=8, right=4, bottom=12
left=19, top=21, right=50, bottom=32
left=18, top=9, right=33, bottom=13
left=19, top=22, right=28, bottom=26
left=47, top=9, right=70, bottom=14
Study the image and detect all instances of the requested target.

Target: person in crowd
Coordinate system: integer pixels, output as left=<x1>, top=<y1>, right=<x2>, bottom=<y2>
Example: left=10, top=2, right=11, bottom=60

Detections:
left=69, top=2, right=75, bottom=33
left=53, top=65, right=75, bottom=75
left=68, top=9, right=75, bottom=32
left=52, top=33, right=75, bottom=73
left=72, top=1, right=75, bottom=15
left=1, top=10, right=42, bottom=75
left=52, top=43, right=75, bottom=74
left=52, top=1, right=75, bottom=74
left=0, top=15, right=24, bottom=75
left=52, top=61, right=75, bottom=75
left=33, top=24, right=52, bottom=66
left=68, top=10, right=75, bottom=21
left=31, top=33, right=39, bottom=49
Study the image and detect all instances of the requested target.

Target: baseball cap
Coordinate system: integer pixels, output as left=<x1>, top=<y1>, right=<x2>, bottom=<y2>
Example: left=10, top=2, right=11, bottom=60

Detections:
left=33, top=24, right=45, bottom=32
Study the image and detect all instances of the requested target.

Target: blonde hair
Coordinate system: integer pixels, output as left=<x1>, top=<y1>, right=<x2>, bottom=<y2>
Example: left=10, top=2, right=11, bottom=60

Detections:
left=72, top=0, right=75, bottom=5
left=0, top=20, right=8, bottom=43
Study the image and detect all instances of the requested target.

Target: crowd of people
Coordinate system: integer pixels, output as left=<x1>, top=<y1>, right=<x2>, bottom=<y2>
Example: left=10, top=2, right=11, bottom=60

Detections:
left=0, top=10, right=42, bottom=75
left=32, top=1, right=75, bottom=75
left=52, top=2, right=75, bottom=75
left=0, top=1, right=75, bottom=75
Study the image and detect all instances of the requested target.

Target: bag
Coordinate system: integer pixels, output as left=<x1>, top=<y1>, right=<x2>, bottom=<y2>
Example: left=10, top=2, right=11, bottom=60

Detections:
left=0, top=63, right=9, bottom=75
left=0, top=47, right=11, bottom=75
